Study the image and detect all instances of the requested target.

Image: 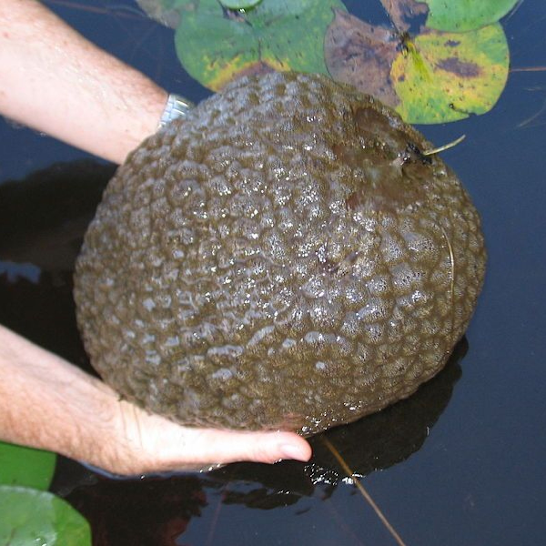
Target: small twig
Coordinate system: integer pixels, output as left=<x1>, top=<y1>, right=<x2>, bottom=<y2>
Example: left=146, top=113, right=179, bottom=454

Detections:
left=440, top=226, right=455, bottom=308
left=440, top=225, right=456, bottom=341
left=321, top=436, right=408, bottom=546
left=423, top=134, right=466, bottom=156
left=511, top=66, right=546, bottom=72
left=503, top=0, right=525, bottom=22
left=518, top=95, right=546, bottom=128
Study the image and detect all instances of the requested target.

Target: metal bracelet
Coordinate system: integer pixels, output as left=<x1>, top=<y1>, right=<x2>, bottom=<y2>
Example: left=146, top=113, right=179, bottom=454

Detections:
left=158, top=93, right=195, bottom=128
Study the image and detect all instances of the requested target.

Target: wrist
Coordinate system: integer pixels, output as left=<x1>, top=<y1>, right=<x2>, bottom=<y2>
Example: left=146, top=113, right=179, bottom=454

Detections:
left=158, top=93, right=195, bottom=128
left=0, top=326, right=122, bottom=470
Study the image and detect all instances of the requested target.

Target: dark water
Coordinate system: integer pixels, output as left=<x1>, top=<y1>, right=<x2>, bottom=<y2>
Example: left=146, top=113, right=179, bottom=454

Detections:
left=1, top=1, right=546, bottom=545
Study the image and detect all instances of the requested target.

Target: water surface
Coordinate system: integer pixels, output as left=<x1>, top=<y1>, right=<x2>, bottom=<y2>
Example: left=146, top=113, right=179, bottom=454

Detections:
left=1, top=1, right=545, bottom=544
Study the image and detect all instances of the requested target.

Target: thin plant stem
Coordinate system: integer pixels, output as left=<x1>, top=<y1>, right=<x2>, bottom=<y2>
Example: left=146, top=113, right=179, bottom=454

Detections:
left=321, top=436, right=408, bottom=546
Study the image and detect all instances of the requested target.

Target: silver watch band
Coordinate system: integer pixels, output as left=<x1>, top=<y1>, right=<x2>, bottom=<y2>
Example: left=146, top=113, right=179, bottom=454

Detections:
left=159, top=94, right=195, bottom=128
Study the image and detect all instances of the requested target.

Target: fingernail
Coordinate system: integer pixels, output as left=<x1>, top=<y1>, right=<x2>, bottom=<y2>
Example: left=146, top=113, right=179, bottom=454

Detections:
left=279, top=444, right=309, bottom=462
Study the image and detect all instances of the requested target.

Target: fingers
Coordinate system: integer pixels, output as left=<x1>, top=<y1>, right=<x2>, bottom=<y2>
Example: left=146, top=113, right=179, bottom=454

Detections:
left=176, top=428, right=313, bottom=466
left=107, top=401, right=312, bottom=475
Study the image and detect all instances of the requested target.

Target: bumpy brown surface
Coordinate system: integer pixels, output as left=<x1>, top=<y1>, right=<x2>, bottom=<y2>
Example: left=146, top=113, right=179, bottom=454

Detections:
left=74, top=72, right=486, bottom=435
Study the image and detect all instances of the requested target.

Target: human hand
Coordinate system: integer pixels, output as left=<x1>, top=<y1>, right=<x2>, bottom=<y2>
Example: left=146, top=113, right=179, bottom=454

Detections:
left=106, top=396, right=312, bottom=476
left=0, top=325, right=311, bottom=476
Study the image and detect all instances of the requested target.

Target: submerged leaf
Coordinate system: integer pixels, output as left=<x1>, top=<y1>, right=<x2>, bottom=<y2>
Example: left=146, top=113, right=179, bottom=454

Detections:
left=379, top=0, right=428, bottom=32
left=175, top=0, right=345, bottom=91
left=420, top=0, right=519, bottom=32
left=0, top=441, right=56, bottom=491
left=135, top=0, right=191, bottom=28
left=0, top=486, right=91, bottom=545
left=325, top=9, right=400, bottom=108
left=391, top=24, right=509, bottom=124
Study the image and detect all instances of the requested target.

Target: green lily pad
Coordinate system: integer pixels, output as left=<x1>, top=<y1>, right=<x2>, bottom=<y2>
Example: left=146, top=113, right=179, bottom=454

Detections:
left=175, top=0, right=346, bottom=91
left=0, top=441, right=56, bottom=491
left=0, top=486, right=91, bottom=545
left=391, top=24, right=509, bottom=124
left=420, top=0, right=519, bottom=32
left=220, top=0, right=262, bottom=9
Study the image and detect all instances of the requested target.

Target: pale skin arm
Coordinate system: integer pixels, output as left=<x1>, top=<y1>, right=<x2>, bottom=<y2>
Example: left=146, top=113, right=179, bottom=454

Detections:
left=0, top=0, right=312, bottom=474
left=0, top=0, right=166, bottom=163
left=0, top=325, right=310, bottom=475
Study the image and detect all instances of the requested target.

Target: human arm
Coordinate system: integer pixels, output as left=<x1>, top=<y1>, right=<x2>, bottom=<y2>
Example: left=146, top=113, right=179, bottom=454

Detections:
left=0, top=324, right=311, bottom=475
left=0, top=1, right=312, bottom=473
left=0, top=0, right=166, bottom=163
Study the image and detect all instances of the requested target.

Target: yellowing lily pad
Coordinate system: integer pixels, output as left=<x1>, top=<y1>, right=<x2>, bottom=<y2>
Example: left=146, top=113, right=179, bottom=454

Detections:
left=420, top=0, right=519, bottom=32
left=391, top=24, right=509, bottom=124
left=0, top=486, right=91, bottom=546
left=175, top=0, right=346, bottom=91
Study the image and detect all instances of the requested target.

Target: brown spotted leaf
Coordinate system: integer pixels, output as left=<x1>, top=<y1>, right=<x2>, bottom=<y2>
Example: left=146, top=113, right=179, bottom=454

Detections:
left=391, top=24, right=510, bottom=123
left=325, top=9, right=400, bottom=108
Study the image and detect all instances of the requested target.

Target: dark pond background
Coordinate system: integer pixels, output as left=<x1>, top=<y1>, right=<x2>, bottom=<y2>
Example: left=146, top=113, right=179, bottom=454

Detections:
left=1, top=1, right=545, bottom=545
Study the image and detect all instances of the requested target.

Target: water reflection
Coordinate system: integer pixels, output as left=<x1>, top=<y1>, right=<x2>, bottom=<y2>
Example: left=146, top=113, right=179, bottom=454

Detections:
left=0, top=161, right=112, bottom=275
left=48, top=344, right=464, bottom=544
left=207, top=339, right=465, bottom=498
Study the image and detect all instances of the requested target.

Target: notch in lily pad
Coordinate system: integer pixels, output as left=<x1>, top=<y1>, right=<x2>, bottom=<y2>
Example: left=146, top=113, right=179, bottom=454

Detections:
left=175, top=0, right=346, bottom=91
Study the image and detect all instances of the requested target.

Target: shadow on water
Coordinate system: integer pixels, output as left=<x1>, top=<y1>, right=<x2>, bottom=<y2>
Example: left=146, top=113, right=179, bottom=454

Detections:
left=0, top=161, right=113, bottom=372
left=1, top=160, right=467, bottom=544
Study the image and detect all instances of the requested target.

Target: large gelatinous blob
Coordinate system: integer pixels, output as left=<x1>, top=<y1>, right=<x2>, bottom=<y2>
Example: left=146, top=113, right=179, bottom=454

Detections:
left=74, top=72, right=486, bottom=435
